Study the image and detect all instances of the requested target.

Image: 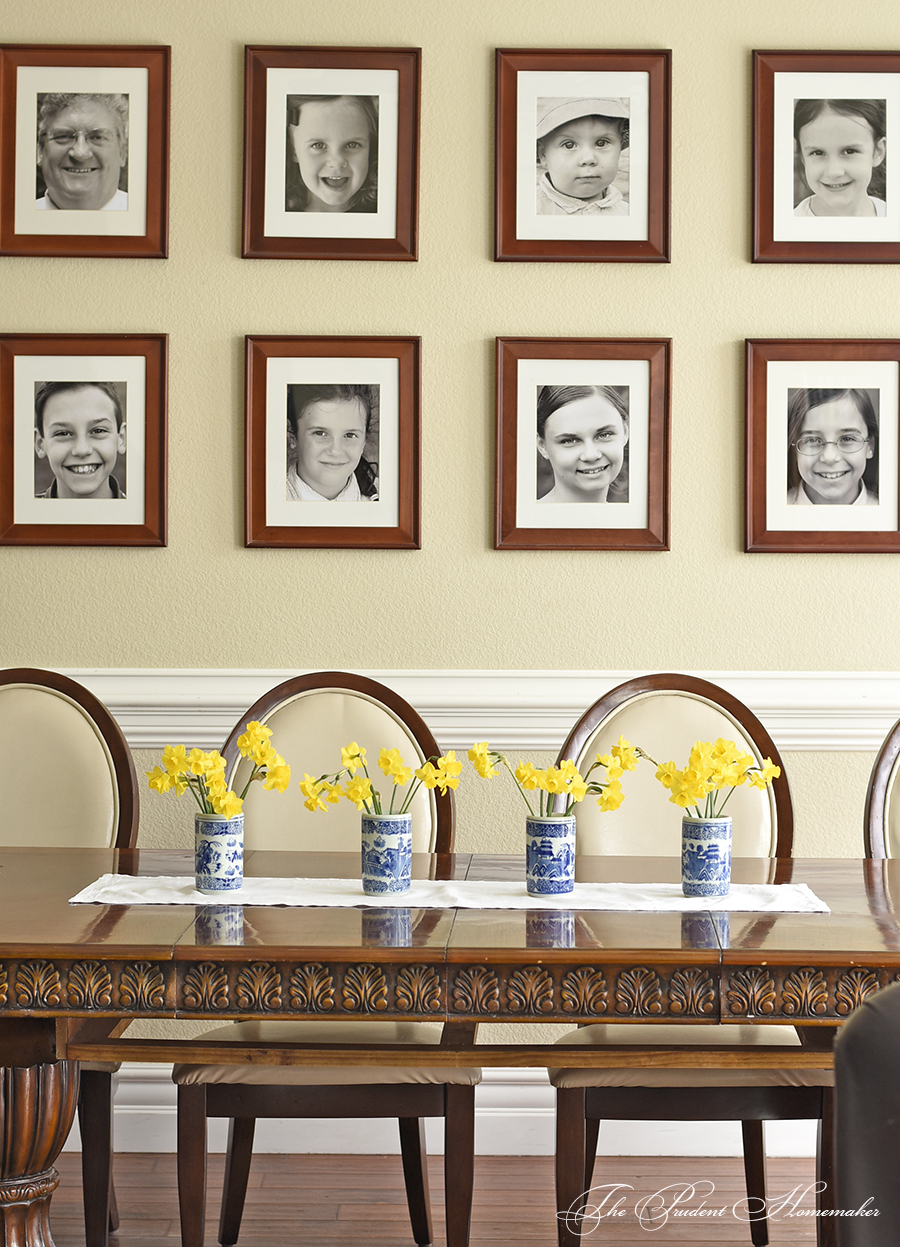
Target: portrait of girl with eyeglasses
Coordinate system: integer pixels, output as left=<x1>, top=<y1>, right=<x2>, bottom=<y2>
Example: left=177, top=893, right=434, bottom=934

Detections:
left=787, top=387, right=879, bottom=506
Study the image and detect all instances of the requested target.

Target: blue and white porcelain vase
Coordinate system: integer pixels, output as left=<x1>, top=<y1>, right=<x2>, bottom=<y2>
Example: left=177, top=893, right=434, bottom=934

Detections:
left=195, top=812, right=244, bottom=894
left=361, top=907, right=413, bottom=946
left=525, top=813, right=576, bottom=896
left=361, top=813, right=412, bottom=896
left=681, top=815, right=732, bottom=897
left=196, top=905, right=245, bottom=945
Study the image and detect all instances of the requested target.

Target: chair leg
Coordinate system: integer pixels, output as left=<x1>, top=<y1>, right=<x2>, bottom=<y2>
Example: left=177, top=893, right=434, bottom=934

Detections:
left=219, top=1117, right=256, bottom=1246
left=444, top=1085, right=475, bottom=1247
left=398, top=1118, right=433, bottom=1246
left=78, top=1069, right=113, bottom=1247
left=556, top=1088, right=587, bottom=1247
left=177, top=1084, right=209, bottom=1247
left=741, top=1120, right=769, bottom=1247
left=816, top=1090, right=837, bottom=1247
left=583, top=1116, right=600, bottom=1195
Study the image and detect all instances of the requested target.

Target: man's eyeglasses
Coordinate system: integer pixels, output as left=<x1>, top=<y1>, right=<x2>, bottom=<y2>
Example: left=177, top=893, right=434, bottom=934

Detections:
left=42, top=130, right=117, bottom=148
left=793, top=434, right=870, bottom=456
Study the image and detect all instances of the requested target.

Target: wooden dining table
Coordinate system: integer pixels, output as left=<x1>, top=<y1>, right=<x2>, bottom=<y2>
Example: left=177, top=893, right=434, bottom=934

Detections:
left=2, top=846, right=899, bottom=1247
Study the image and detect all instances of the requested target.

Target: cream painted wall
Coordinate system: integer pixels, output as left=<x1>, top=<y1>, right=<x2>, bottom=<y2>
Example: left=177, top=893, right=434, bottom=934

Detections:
left=1, top=0, right=899, bottom=674
left=1, top=1, right=895, bottom=860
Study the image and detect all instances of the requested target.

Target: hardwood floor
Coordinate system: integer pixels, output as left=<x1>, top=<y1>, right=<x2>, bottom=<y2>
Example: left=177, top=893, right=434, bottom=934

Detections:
left=50, top=1152, right=820, bottom=1245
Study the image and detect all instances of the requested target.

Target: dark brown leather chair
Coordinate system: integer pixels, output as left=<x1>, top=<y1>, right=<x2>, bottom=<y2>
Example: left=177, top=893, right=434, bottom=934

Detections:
left=833, top=981, right=900, bottom=1245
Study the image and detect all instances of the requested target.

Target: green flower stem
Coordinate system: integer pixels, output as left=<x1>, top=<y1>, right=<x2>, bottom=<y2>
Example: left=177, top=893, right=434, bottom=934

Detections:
left=499, top=756, right=537, bottom=817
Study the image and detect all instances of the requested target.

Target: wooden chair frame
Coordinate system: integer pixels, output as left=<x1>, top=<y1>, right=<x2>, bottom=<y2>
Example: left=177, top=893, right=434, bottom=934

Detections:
left=0, top=667, right=138, bottom=1247
left=221, top=670, right=454, bottom=854
left=177, top=671, right=472, bottom=1247
left=552, top=673, right=836, bottom=1247
left=864, top=713, right=900, bottom=858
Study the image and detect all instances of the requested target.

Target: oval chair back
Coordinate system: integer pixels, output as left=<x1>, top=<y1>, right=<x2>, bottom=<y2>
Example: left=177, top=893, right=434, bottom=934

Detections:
left=864, top=714, right=900, bottom=858
left=0, top=667, right=137, bottom=849
left=222, top=672, right=453, bottom=854
left=557, top=673, right=792, bottom=859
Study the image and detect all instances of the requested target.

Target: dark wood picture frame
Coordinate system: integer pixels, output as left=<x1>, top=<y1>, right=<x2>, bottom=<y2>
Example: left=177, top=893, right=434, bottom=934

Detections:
left=242, top=46, right=420, bottom=261
left=495, top=337, right=670, bottom=550
left=753, top=50, right=900, bottom=264
left=0, top=44, right=170, bottom=259
left=0, top=332, right=167, bottom=546
left=745, top=338, right=900, bottom=552
left=245, top=335, right=420, bottom=549
left=494, top=48, right=670, bottom=263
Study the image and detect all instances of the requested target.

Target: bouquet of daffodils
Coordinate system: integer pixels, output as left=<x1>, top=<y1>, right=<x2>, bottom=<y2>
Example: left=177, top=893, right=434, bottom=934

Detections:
left=467, top=736, right=644, bottom=817
left=655, top=738, right=780, bottom=819
left=146, top=721, right=290, bottom=819
left=300, top=742, right=462, bottom=815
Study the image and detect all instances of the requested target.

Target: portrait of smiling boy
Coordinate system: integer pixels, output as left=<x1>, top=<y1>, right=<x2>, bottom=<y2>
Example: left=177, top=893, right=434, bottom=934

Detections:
left=34, top=380, right=127, bottom=499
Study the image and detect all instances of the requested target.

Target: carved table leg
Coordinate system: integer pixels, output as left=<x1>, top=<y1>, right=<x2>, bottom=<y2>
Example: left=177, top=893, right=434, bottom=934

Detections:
left=0, top=1061, right=79, bottom=1247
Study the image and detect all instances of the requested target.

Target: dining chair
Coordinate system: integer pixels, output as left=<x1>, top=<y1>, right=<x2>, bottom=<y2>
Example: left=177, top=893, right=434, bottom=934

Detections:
left=0, top=666, right=139, bottom=1247
left=171, top=671, right=478, bottom=1247
left=833, top=979, right=900, bottom=1246
left=547, top=673, right=834, bottom=1247
left=863, top=712, right=900, bottom=857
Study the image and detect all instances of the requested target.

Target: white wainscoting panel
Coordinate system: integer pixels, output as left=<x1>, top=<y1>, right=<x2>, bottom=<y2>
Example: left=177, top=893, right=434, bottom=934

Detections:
left=61, top=668, right=900, bottom=752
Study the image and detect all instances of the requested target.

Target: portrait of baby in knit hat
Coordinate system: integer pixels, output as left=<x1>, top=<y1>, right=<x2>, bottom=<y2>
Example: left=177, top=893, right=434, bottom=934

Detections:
left=535, top=97, right=630, bottom=216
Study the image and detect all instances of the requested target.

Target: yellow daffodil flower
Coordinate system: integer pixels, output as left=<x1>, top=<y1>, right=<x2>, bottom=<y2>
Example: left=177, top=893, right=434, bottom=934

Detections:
left=261, top=755, right=291, bottom=793
left=611, top=736, right=641, bottom=772
left=597, top=779, right=624, bottom=811
left=341, top=742, right=367, bottom=773
left=344, top=775, right=373, bottom=810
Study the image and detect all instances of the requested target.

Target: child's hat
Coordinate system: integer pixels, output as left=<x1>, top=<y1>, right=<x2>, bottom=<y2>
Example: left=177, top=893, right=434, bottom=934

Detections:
left=536, top=97, right=629, bottom=140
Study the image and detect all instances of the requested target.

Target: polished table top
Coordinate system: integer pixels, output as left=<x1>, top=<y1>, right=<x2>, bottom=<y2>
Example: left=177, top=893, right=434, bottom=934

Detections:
left=2, top=849, right=899, bottom=1059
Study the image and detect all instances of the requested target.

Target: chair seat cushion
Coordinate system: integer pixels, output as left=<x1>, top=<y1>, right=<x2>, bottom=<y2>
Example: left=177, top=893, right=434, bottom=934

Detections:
left=172, top=1020, right=481, bottom=1087
left=548, top=1024, right=834, bottom=1088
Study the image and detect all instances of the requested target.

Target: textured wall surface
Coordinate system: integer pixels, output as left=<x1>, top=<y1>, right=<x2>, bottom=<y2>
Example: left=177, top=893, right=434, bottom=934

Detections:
left=1, top=0, right=894, bottom=865
left=2, top=0, right=899, bottom=671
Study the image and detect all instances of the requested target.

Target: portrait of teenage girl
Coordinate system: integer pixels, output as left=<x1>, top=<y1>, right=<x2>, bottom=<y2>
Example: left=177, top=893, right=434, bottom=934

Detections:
left=536, top=384, right=629, bottom=503
left=286, top=383, right=379, bottom=502
left=284, top=95, right=378, bottom=213
left=787, top=387, right=878, bottom=506
left=793, top=98, right=886, bottom=217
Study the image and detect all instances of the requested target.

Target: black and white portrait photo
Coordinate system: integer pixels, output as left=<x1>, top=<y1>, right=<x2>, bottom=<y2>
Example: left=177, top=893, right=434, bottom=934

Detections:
left=792, top=99, right=886, bottom=219
left=34, top=380, right=127, bottom=499
left=787, top=387, right=878, bottom=507
left=755, top=52, right=900, bottom=262
left=284, top=95, right=378, bottom=215
left=246, top=335, right=419, bottom=549
left=536, top=384, right=629, bottom=503
left=1, top=45, right=169, bottom=259
left=745, top=339, right=900, bottom=552
left=495, top=338, right=669, bottom=551
left=535, top=98, right=630, bottom=218
left=36, top=93, right=129, bottom=212
left=286, top=383, right=379, bottom=502
left=495, top=49, right=670, bottom=262
left=244, top=47, right=419, bottom=261
left=0, top=333, right=167, bottom=547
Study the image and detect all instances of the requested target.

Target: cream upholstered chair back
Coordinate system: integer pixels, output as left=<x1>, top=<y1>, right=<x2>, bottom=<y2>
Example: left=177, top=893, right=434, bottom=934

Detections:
left=223, top=672, right=453, bottom=854
left=0, top=668, right=138, bottom=849
left=865, top=715, right=900, bottom=858
left=557, top=674, right=793, bottom=859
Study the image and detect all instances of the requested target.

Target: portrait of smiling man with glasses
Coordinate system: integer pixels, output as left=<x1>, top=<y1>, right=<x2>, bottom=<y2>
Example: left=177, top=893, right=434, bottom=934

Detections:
left=35, top=92, right=129, bottom=211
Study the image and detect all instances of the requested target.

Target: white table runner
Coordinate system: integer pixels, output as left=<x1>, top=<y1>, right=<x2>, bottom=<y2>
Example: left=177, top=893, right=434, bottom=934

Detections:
left=69, top=874, right=829, bottom=913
